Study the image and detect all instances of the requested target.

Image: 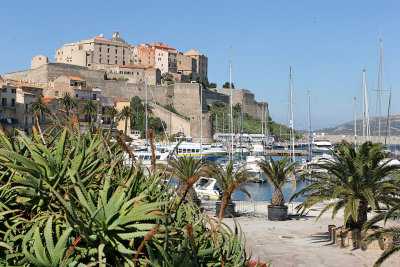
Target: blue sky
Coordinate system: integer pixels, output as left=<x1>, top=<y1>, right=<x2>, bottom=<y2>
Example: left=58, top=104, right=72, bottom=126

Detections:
left=1, top=0, right=399, bottom=130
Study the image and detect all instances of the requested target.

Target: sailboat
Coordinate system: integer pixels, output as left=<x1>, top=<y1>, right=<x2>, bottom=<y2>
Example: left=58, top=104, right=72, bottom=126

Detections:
left=289, top=67, right=295, bottom=163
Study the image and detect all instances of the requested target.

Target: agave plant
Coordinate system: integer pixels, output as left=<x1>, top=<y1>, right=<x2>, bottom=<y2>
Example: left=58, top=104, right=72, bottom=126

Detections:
left=0, top=122, right=251, bottom=266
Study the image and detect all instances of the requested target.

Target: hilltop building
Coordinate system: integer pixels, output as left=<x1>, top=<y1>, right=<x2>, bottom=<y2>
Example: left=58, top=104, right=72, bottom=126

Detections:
left=55, top=31, right=131, bottom=68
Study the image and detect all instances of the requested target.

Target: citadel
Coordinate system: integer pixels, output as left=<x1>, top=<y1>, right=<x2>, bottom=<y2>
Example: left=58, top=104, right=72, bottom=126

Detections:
left=0, top=31, right=269, bottom=141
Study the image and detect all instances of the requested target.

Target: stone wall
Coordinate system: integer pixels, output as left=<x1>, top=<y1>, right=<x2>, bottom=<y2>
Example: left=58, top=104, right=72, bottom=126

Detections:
left=150, top=104, right=191, bottom=137
left=190, top=112, right=213, bottom=143
left=213, top=88, right=269, bottom=119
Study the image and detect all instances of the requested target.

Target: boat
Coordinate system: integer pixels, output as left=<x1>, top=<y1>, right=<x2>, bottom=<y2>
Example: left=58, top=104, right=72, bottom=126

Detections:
left=171, top=142, right=227, bottom=162
left=312, top=140, right=333, bottom=154
left=194, top=177, right=222, bottom=200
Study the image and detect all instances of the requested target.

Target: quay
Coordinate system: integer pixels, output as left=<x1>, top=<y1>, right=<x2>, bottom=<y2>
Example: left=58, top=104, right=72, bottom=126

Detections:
left=265, top=149, right=309, bottom=157
left=202, top=200, right=400, bottom=266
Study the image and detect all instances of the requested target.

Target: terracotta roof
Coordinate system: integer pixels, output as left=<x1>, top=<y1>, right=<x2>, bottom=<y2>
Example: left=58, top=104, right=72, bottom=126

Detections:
left=114, top=96, right=129, bottom=103
left=7, top=80, right=41, bottom=88
left=42, top=97, right=56, bottom=103
left=117, top=65, right=146, bottom=69
left=157, top=49, right=177, bottom=54
left=137, top=46, right=155, bottom=52
left=63, top=75, right=85, bottom=81
left=150, top=42, right=174, bottom=50
left=16, top=89, right=38, bottom=96
left=145, top=68, right=158, bottom=71
left=184, top=49, right=203, bottom=56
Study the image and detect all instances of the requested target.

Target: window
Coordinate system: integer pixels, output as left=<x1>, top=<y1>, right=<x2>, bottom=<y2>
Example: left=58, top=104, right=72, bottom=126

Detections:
left=115, top=60, right=117, bottom=64
left=137, top=72, right=139, bottom=75
left=25, top=103, right=29, bottom=110
left=93, top=94, right=97, bottom=100
left=107, top=48, right=110, bottom=53
left=75, top=94, right=78, bottom=98
left=55, top=91, right=59, bottom=96
left=115, top=49, right=117, bottom=53
left=107, top=59, right=110, bottom=64
left=2, top=88, right=6, bottom=93
left=11, top=99, right=15, bottom=107
left=99, top=58, right=102, bottom=63
left=2, top=98, right=6, bottom=106
left=99, top=47, right=102, bottom=52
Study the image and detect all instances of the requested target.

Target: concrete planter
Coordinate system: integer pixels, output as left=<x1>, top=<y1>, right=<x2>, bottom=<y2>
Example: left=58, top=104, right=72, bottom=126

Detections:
left=267, top=205, right=288, bottom=221
left=215, top=201, right=236, bottom=218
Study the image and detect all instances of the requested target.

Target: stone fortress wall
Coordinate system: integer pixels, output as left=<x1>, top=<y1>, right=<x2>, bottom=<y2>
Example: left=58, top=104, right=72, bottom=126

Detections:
left=2, top=63, right=269, bottom=141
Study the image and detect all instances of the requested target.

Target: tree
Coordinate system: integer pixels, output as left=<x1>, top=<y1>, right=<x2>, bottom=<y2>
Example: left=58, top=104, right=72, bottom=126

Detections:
left=162, top=72, right=174, bottom=82
left=209, top=83, right=217, bottom=88
left=82, top=100, right=98, bottom=125
left=259, top=156, right=298, bottom=206
left=206, top=162, right=253, bottom=223
left=160, top=156, right=208, bottom=201
left=106, top=106, right=118, bottom=129
left=149, top=117, right=165, bottom=134
left=58, top=92, right=78, bottom=119
left=363, top=204, right=400, bottom=266
left=118, top=105, right=134, bottom=139
left=291, top=141, right=400, bottom=231
left=222, top=82, right=234, bottom=89
left=27, top=97, right=50, bottom=143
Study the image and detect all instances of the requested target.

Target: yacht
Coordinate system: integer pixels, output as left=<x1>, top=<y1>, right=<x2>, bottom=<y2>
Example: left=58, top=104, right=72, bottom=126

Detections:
left=194, top=177, right=222, bottom=200
left=312, top=140, right=334, bottom=154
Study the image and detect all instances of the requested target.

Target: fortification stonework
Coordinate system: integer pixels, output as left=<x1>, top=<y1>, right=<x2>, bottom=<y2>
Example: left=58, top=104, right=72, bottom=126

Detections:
left=2, top=63, right=270, bottom=140
left=150, top=104, right=191, bottom=137
left=190, top=112, right=213, bottom=143
left=214, top=88, right=269, bottom=119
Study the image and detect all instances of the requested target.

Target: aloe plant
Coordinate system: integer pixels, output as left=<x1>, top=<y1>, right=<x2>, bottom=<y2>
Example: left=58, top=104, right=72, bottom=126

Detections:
left=0, top=122, right=251, bottom=265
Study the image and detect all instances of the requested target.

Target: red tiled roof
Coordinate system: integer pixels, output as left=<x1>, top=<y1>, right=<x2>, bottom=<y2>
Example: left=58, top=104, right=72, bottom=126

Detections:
left=117, top=65, right=146, bottom=69
left=42, top=97, right=56, bottom=103
left=157, top=49, right=177, bottom=54
left=16, top=89, right=37, bottom=96
left=150, top=42, right=174, bottom=50
left=8, top=80, right=41, bottom=88
left=63, top=75, right=85, bottom=81
left=114, top=96, right=129, bottom=103
left=145, top=68, right=158, bottom=71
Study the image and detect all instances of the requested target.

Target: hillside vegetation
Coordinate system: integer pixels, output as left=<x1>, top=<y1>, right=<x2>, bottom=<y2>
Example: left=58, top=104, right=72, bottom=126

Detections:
left=210, top=101, right=302, bottom=140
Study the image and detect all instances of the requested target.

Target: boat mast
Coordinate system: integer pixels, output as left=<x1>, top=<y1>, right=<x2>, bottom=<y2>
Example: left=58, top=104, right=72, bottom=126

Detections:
left=307, top=90, right=312, bottom=160
left=289, top=67, right=295, bottom=163
left=229, top=47, right=234, bottom=162
left=378, top=38, right=383, bottom=142
left=354, top=97, right=357, bottom=150
left=240, top=90, right=244, bottom=161
left=384, top=89, right=392, bottom=147
left=145, top=78, right=148, bottom=148
left=200, top=83, right=203, bottom=159
left=362, top=70, right=366, bottom=142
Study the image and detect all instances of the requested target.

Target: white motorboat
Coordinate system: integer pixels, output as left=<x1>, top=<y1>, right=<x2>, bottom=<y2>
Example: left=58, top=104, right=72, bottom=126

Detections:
left=312, top=140, right=334, bottom=155
left=194, top=177, right=221, bottom=200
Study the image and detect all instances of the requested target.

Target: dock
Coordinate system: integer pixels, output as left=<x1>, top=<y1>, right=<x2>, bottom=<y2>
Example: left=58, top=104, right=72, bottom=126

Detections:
left=265, top=150, right=309, bottom=157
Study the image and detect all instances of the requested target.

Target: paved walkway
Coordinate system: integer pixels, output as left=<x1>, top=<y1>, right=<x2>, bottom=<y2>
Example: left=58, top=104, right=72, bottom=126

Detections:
left=204, top=201, right=400, bottom=266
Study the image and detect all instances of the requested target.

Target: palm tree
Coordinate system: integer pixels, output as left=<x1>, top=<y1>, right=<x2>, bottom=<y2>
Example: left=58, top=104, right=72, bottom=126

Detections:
left=82, top=100, right=98, bottom=125
left=58, top=92, right=78, bottom=119
left=106, top=106, right=118, bottom=129
left=362, top=204, right=400, bottom=266
left=259, top=156, right=298, bottom=207
left=27, top=97, right=50, bottom=143
left=118, top=106, right=134, bottom=139
left=291, top=141, right=400, bottom=231
left=160, top=156, right=208, bottom=202
left=207, top=162, right=253, bottom=223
